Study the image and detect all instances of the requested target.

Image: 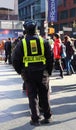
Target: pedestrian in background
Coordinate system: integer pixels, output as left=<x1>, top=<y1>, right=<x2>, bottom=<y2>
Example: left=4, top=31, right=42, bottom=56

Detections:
left=12, top=20, right=54, bottom=126
left=4, top=38, right=12, bottom=64
left=64, top=35, right=75, bottom=75
left=53, top=33, right=63, bottom=78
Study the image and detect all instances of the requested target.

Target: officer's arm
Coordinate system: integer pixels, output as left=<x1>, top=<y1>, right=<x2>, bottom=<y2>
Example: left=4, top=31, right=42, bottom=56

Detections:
left=12, top=41, right=24, bottom=74
left=44, top=40, right=54, bottom=75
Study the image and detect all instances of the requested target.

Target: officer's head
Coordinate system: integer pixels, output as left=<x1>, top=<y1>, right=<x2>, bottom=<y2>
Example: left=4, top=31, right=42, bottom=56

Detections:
left=23, top=20, right=37, bottom=35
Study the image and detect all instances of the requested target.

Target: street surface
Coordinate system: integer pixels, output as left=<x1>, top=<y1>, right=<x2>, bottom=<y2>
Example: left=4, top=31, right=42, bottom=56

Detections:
left=0, top=61, right=76, bottom=130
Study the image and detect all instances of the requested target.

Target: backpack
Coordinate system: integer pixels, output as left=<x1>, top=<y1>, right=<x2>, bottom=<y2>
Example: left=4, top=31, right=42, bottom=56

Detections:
left=61, top=43, right=66, bottom=58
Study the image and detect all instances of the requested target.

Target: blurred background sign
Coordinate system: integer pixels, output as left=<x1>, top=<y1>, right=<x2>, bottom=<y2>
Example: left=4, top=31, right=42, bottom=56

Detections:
left=48, top=27, right=55, bottom=34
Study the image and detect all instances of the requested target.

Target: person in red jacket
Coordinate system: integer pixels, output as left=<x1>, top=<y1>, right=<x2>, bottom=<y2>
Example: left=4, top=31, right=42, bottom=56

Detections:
left=53, top=33, right=63, bottom=78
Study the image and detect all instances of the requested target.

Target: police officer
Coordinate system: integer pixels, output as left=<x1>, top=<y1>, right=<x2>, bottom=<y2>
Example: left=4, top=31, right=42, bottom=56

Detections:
left=12, top=20, right=53, bottom=126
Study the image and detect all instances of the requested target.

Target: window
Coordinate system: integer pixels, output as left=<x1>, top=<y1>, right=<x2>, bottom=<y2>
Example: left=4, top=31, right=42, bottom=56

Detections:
left=20, top=8, right=24, bottom=17
left=24, top=7, right=27, bottom=16
left=60, top=23, right=68, bottom=30
left=19, top=10, right=21, bottom=17
left=60, top=10, right=68, bottom=20
left=70, top=8, right=76, bottom=18
left=21, top=8, right=25, bottom=16
left=18, top=0, right=24, bottom=4
left=73, top=0, right=76, bottom=4
left=19, top=9, right=22, bottom=17
left=57, top=0, right=63, bottom=6
left=54, top=24, right=59, bottom=33
left=58, top=12, right=59, bottom=21
left=64, top=0, right=66, bottom=6
left=27, top=6, right=30, bottom=15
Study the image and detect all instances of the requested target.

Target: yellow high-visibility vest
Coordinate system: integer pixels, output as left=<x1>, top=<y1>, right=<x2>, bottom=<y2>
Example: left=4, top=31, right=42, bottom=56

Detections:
left=22, top=36, right=46, bottom=67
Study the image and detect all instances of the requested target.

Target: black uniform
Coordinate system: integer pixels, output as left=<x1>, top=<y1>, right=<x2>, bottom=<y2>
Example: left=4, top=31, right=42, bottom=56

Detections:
left=12, top=34, right=53, bottom=124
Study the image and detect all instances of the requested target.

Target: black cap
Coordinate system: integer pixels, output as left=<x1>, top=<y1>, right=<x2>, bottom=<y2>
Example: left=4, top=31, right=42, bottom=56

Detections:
left=23, top=20, right=37, bottom=35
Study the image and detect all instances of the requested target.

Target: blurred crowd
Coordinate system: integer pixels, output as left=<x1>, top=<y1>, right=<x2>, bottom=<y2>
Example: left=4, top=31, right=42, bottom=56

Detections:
left=0, top=33, right=76, bottom=76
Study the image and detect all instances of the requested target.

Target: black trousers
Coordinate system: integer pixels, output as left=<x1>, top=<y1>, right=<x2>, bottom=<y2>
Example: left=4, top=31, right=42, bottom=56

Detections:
left=23, top=70, right=52, bottom=122
left=5, top=51, right=11, bottom=64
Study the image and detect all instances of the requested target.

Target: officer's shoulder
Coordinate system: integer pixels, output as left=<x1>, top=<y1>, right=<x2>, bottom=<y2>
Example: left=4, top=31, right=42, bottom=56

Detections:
left=38, top=36, right=48, bottom=43
left=15, top=39, right=23, bottom=49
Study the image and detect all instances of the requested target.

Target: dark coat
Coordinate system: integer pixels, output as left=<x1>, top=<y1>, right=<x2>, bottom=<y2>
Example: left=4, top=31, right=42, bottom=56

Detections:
left=12, top=35, right=54, bottom=75
left=4, top=41, right=11, bottom=53
left=65, top=41, right=74, bottom=59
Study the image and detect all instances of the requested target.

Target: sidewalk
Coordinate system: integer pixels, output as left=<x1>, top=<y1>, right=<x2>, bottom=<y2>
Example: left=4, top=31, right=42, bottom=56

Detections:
left=0, top=62, right=76, bottom=130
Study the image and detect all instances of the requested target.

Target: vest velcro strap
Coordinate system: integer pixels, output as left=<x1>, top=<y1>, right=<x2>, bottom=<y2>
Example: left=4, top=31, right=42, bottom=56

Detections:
left=24, top=55, right=45, bottom=62
left=23, top=55, right=46, bottom=67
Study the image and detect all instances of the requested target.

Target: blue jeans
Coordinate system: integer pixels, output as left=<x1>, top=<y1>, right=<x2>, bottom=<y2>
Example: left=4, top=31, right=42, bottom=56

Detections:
left=65, top=57, right=74, bottom=74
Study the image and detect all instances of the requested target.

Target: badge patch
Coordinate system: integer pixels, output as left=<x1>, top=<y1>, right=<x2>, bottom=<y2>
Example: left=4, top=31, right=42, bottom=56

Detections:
left=30, top=40, right=38, bottom=54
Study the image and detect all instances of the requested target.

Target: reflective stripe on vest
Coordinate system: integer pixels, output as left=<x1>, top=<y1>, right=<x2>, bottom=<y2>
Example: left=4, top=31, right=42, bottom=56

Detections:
left=22, top=36, right=46, bottom=67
